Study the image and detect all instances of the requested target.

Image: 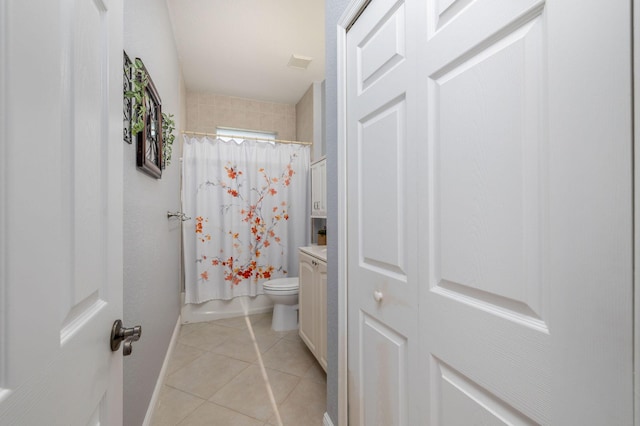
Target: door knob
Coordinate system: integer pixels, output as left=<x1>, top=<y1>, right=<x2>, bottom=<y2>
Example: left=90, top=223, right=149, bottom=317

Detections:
left=373, top=290, right=383, bottom=302
left=110, top=319, right=142, bottom=356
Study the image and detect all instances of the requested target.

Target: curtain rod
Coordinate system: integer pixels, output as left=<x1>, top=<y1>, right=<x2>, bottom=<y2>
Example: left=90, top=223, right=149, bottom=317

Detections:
left=182, top=130, right=313, bottom=146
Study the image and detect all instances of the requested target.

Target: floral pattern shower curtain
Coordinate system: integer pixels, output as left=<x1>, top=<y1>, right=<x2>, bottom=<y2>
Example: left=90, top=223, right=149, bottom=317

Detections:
left=182, top=136, right=310, bottom=303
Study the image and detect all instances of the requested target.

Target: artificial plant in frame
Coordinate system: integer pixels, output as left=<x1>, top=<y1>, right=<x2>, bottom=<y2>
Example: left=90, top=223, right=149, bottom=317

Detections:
left=124, top=56, right=176, bottom=177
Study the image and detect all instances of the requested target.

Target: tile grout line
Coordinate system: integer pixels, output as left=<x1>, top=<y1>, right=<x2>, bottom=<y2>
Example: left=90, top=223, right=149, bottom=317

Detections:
left=205, top=400, right=271, bottom=424
left=173, top=394, right=207, bottom=426
left=244, top=314, right=284, bottom=426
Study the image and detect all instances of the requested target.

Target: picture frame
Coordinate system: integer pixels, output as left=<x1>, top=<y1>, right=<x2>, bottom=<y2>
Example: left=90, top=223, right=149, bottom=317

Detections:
left=135, top=59, right=163, bottom=179
left=123, top=51, right=133, bottom=144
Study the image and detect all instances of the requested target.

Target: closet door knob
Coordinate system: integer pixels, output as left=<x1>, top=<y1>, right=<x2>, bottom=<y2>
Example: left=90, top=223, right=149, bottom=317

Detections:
left=373, top=290, right=383, bottom=303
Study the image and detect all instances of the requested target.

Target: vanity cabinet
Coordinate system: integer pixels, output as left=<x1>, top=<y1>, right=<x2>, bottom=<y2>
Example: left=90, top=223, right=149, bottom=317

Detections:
left=311, top=158, right=326, bottom=218
left=298, top=249, right=327, bottom=371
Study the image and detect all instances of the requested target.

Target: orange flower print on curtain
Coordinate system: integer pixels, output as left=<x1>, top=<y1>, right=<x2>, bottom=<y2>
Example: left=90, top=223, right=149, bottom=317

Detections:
left=195, top=157, right=297, bottom=287
left=183, top=137, right=309, bottom=304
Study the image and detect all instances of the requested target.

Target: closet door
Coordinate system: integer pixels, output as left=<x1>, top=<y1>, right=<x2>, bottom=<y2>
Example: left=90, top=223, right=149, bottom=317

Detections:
left=346, top=0, right=633, bottom=424
left=419, top=0, right=632, bottom=423
left=346, top=0, right=422, bottom=423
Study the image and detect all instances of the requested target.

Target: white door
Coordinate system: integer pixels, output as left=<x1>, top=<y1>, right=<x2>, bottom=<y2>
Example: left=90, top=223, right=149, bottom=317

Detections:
left=346, top=0, right=422, bottom=423
left=0, top=0, right=124, bottom=424
left=346, top=0, right=633, bottom=424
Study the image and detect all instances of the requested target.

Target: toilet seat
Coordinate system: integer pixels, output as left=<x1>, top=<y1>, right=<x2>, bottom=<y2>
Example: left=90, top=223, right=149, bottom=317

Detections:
left=263, top=277, right=299, bottom=292
left=263, top=288, right=298, bottom=296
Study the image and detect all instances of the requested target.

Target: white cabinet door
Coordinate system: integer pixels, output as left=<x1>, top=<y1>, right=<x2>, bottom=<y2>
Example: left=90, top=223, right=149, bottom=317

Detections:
left=317, top=260, right=328, bottom=371
left=299, top=252, right=317, bottom=354
left=0, top=0, right=124, bottom=424
left=346, top=0, right=633, bottom=424
left=298, top=250, right=327, bottom=371
left=311, top=158, right=327, bottom=217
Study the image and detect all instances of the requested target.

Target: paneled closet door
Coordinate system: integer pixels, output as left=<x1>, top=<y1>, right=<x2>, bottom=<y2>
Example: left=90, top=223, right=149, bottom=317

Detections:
left=346, top=0, right=422, bottom=423
left=346, top=0, right=633, bottom=424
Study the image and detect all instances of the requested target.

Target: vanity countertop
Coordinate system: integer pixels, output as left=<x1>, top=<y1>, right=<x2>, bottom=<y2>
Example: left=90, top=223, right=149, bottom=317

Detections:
left=299, top=245, right=327, bottom=263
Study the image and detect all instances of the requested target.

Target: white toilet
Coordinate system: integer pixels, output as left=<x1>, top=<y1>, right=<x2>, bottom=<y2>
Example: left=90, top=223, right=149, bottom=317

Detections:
left=263, top=277, right=299, bottom=331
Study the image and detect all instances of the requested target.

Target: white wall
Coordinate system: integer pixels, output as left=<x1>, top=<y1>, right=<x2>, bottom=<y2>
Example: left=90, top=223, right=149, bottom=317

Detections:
left=296, top=84, right=314, bottom=144
left=123, top=1, right=185, bottom=425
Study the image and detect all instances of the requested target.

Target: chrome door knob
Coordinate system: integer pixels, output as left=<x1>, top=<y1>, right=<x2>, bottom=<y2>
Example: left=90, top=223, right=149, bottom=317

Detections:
left=110, top=319, right=142, bottom=356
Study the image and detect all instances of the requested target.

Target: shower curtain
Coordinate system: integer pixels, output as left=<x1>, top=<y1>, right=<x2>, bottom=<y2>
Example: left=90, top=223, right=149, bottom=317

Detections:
left=182, top=135, right=310, bottom=304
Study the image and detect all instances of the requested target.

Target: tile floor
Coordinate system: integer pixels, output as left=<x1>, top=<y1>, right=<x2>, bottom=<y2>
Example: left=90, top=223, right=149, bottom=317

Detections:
left=151, top=313, right=327, bottom=426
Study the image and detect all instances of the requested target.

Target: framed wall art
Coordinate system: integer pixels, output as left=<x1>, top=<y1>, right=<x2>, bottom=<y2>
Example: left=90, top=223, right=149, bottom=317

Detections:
left=134, top=59, right=163, bottom=179
left=123, top=51, right=133, bottom=144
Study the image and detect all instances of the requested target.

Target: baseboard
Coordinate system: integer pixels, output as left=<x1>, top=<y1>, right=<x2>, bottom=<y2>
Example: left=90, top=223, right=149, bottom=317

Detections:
left=323, top=412, right=335, bottom=426
left=142, top=315, right=182, bottom=426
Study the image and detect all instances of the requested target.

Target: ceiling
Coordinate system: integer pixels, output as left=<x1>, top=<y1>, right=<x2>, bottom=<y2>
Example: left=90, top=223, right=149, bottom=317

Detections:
left=167, top=0, right=326, bottom=105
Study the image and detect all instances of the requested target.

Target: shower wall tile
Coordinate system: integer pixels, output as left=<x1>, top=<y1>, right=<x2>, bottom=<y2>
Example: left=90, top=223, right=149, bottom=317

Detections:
left=186, top=90, right=296, bottom=138
left=259, top=102, right=275, bottom=114
left=213, top=94, right=228, bottom=106
left=246, top=100, right=262, bottom=113
left=224, top=96, right=245, bottom=111
left=186, top=92, right=199, bottom=107
left=186, top=106, right=198, bottom=129
left=258, top=113, right=273, bottom=131
left=200, top=105, right=217, bottom=127
left=245, top=114, right=261, bottom=132
left=284, top=117, right=296, bottom=140
left=201, top=126, right=218, bottom=135
left=198, top=92, right=217, bottom=106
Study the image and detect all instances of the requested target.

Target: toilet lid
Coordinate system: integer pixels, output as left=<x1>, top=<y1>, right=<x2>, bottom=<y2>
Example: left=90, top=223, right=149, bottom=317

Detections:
left=263, top=277, right=299, bottom=291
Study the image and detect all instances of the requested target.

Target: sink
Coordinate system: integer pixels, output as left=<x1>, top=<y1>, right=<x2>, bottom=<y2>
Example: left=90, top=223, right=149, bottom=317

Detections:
left=300, top=245, right=327, bottom=261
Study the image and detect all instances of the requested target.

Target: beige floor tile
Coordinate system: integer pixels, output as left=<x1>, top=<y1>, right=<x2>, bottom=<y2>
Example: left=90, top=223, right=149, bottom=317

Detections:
left=150, top=385, right=205, bottom=426
left=177, top=402, right=263, bottom=426
left=214, top=313, right=271, bottom=330
left=165, top=352, right=250, bottom=399
left=250, top=312, right=273, bottom=322
left=261, top=339, right=316, bottom=377
left=210, top=330, right=281, bottom=363
left=269, top=379, right=326, bottom=426
left=210, top=365, right=299, bottom=421
left=153, top=314, right=327, bottom=426
left=281, top=330, right=302, bottom=343
left=179, top=322, right=207, bottom=338
left=250, top=316, right=292, bottom=339
left=167, top=343, right=205, bottom=375
left=178, top=323, right=243, bottom=352
left=302, top=361, right=327, bottom=385
left=212, top=315, right=252, bottom=330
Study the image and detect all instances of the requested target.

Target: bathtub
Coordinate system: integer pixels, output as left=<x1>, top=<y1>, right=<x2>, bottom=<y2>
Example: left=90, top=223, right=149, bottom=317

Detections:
left=180, top=293, right=274, bottom=324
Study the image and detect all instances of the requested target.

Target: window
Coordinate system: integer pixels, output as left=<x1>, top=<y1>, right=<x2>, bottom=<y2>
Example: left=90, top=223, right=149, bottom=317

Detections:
left=216, top=127, right=277, bottom=143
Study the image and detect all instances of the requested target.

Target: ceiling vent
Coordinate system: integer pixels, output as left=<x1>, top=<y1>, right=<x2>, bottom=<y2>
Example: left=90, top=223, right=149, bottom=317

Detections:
left=287, top=54, right=313, bottom=70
